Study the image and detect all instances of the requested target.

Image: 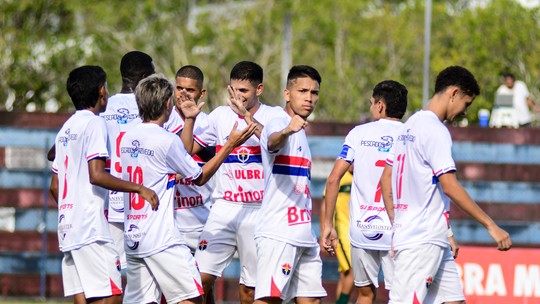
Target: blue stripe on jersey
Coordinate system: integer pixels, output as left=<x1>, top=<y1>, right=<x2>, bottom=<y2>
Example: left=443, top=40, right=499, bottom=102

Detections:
left=224, top=155, right=262, bottom=164
left=339, top=145, right=351, bottom=159
left=272, top=165, right=311, bottom=179
left=166, top=175, right=176, bottom=189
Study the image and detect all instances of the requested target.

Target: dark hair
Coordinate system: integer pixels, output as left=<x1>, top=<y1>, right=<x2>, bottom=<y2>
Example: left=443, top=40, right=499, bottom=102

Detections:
left=502, top=72, right=515, bottom=80
left=120, top=51, right=155, bottom=91
left=286, top=65, right=322, bottom=88
left=66, top=65, right=107, bottom=110
left=230, top=61, right=263, bottom=86
left=135, top=74, right=173, bottom=122
left=434, top=66, right=480, bottom=97
left=176, top=65, right=204, bottom=85
left=372, top=80, right=408, bottom=119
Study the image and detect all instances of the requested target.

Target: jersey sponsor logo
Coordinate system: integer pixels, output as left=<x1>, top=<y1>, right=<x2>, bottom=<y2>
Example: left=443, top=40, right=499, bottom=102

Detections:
left=101, top=108, right=139, bottom=124
left=175, top=193, right=204, bottom=209
left=59, top=128, right=78, bottom=147
left=394, top=203, right=408, bottom=211
left=125, top=224, right=142, bottom=250
left=127, top=214, right=147, bottom=220
left=287, top=206, right=311, bottom=226
left=360, top=135, right=394, bottom=152
left=59, top=203, right=73, bottom=210
left=272, top=155, right=311, bottom=179
left=224, top=169, right=264, bottom=180
left=223, top=186, right=264, bottom=202
left=198, top=240, right=208, bottom=250
left=397, top=128, right=415, bottom=145
left=121, top=140, right=155, bottom=158
left=357, top=215, right=391, bottom=240
left=282, top=263, right=292, bottom=275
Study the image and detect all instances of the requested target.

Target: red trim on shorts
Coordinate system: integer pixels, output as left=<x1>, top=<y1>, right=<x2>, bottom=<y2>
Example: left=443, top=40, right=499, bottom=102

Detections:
left=110, top=278, right=122, bottom=295
left=270, top=277, right=281, bottom=297
left=194, top=278, right=204, bottom=295
left=413, top=292, right=420, bottom=304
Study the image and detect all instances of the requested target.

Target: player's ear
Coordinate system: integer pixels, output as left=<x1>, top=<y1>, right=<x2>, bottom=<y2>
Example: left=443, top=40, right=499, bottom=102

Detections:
left=256, top=83, right=264, bottom=96
left=200, top=89, right=207, bottom=100
left=283, top=88, right=290, bottom=103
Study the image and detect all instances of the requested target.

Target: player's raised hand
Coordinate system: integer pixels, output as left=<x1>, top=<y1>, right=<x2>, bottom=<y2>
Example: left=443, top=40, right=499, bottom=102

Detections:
left=286, top=115, right=308, bottom=134
left=226, top=121, right=257, bottom=147
left=488, top=225, right=512, bottom=251
left=138, top=186, right=159, bottom=211
left=321, top=226, right=338, bottom=256
left=226, top=85, right=248, bottom=117
left=177, top=90, right=204, bottom=119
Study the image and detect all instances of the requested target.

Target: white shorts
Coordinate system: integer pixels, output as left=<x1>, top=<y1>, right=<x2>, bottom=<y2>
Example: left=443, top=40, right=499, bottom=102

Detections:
left=194, top=199, right=259, bottom=287
left=254, top=237, right=327, bottom=302
left=123, top=245, right=203, bottom=304
left=108, top=221, right=126, bottom=269
left=389, top=244, right=465, bottom=304
left=351, top=247, right=393, bottom=289
left=180, top=230, right=203, bottom=255
left=62, top=241, right=122, bottom=298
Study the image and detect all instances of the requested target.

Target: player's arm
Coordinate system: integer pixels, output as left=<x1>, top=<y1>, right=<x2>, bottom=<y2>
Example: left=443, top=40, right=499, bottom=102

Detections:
left=49, top=173, right=59, bottom=204
left=88, top=157, right=159, bottom=210
left=448, top=226, right=459, bottom=259
left=193, top=121, right=257, bottom=186
left=526, top=96, right=540, bottom=112
left=321, top=159, right=350, bottom=256
left=226, top=85, right=264, bottom=139
left=380, top=164, right=394, bottom=224
left=438, top=172, right=512, bottom=251
left=176, top=91, right=205, bottom=155
left=267, top=115, right=307, bottom=152
left=47, top=144, right=56, bottom=162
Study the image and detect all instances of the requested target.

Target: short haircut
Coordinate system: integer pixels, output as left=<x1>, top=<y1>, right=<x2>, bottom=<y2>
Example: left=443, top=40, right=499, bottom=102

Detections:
left=66, top=65, right=107, bottom=110
left=230, top=61, right=263, bottom=86
left=434, top=66, right=480, bottom=97
left=120, top=51, right=155, bottom=90
left=135, top=74, right=173, bottom=122
left=502, top=72, right=515, bottom=80
left=372, top=80, right=408, bottom=119
left=176, top=65, right=204, bottom=86
left=286, top=65, right=322, bottom=88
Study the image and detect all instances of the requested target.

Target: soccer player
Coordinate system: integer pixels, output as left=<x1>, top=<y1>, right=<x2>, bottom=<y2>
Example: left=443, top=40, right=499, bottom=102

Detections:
left=119, top=74, right=256, bottom=304
left=254, top=65, right=326, bottom=303
left=172, top=65, right=213, bottom=254
left=187, top=61, right=283, bottom=304
left=100, top=51, right=184, bottom=269
left=380, top=66, right=512, bottom=304
left=322, top=80, right=408, bottom=304
left=49, top=65, right=158, bottom=304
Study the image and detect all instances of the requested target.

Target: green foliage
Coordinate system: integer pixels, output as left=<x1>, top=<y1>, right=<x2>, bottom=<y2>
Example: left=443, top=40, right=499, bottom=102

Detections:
left=1, top=0, right=540, bottom=123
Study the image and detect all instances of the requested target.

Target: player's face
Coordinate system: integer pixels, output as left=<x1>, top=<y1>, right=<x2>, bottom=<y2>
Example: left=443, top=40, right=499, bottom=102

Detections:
left=448, top=91, right=474, bottom=121
left=284, top=77, right=320, bottom=119
left=175, top=77, right=205, bottom=102
left=504, top=76, right=515, bottom=89
left=230, top=79, right=263, bottom=111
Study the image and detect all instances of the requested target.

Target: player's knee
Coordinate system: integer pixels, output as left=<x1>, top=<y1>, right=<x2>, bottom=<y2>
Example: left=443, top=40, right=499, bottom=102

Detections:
left=239, top=284, right=255, bottom=304
left=199, top=273, right=217, bottom=292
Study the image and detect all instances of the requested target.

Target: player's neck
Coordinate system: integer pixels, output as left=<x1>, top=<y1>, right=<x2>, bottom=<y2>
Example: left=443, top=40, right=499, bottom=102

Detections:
left=247, top=100, right=261, bottom=116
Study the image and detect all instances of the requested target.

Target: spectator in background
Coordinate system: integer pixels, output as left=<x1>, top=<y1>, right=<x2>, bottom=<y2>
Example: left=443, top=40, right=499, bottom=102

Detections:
left=496, top=72, right=540, bottom=127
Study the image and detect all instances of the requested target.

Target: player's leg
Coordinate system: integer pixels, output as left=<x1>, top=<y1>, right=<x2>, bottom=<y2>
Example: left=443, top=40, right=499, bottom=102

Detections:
left=334, top=201, right=353, bottom=304
left=424, top=248, right=465, bottom=304
left=123, top=254, right=160, bottom=304
left=351, top=248, right=381, bottom=304
left=336, top=270, right=355, bottom=304
left=236, top=206, right=260, bottom=304
left=290, top=246, right=326, bottom=303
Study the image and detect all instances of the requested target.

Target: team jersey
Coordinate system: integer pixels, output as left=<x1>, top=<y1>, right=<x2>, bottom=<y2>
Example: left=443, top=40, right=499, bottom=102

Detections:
left=386, top=110, right=454, bottom=250
left=197, top=103, right=283, bottom=204
left=255, top=112, right=317, bottom=247
left=100, top=92, right=184, bottom=223
left=120, top=123, right=202, bottom=258
left=173, top=111, right=213, bottom=232
left=52, top=110, right=111, bottom=252
left=340, top=119, right=402, bottom=250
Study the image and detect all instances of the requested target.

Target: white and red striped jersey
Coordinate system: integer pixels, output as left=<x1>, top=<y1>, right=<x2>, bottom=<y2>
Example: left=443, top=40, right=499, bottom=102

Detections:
left=120, top=123, right=202, bottom=258
left=255, top=112, right=318, bottom=247
left=386, top=110, right=455, bottom=250
left=197, top=104, right=283, bottom=204
left=340, top=119, right=402, bottom=250
left=100, top=92, right=183, bottom=223
left=52, top=110, right=111, bottom=252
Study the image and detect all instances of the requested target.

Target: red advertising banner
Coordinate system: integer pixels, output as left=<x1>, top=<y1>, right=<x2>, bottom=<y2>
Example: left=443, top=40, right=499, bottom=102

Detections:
left=456, top=246, right=540, bottom=304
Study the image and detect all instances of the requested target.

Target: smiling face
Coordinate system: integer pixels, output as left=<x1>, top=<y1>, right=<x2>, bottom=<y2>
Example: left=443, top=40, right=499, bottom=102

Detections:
left=284, top=76, right=320, bottom=119
left=230, top=79, right=263, bottom=112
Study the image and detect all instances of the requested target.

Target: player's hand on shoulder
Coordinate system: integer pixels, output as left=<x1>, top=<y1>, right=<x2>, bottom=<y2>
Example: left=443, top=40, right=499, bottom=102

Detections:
left=138, top=186, right=159, bottom=211
left=177, top=91, right=204, bottom=119
left=226, top=121, right=257, bottom=147
left=488, top=225, right=512, bottom=251
left=286, top=115, right=307, bottom=134
left=226, top=85, right=247, bottom=117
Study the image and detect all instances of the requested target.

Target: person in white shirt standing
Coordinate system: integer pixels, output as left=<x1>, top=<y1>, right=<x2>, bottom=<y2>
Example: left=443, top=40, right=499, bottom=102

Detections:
left=49, top=65, right=158, bottom=304
left=380, top=66, right=512, bottom=304
left=321, top=80, right=408, bottom=304
left=496, top=72, right=539, bottom=127
left=120, top=74, right=256, bottom=304
left=254, top=65, right=326, bottom=303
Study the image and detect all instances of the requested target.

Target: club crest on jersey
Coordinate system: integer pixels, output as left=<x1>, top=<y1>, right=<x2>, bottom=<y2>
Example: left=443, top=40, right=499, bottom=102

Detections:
left=237, top=147, right=250, bottom=163
left=426, top=276, right=433, bottom=288
left=116, top=108, right=137, bottom=124
left=198, top=240, right=208, bottom=251
left=282, top=263, right=292, bottom=275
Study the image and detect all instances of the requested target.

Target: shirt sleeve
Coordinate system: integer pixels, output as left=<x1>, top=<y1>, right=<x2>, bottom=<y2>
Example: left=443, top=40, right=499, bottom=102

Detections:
left=164, top=107, right=184, bottom=134
left=85, top=117, right=110, bottom=161
left=195, top=108, right=219, bottom=147
left=260, top=116, right=289, bottom=153
left=339, top=130, right=356, bottom=163
left=423, top=125, right=456, bottom=177
left=193, top=112, right=211, bottom=148
left=166, top=135, right=202, bottom=181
